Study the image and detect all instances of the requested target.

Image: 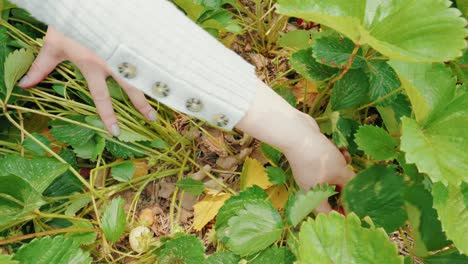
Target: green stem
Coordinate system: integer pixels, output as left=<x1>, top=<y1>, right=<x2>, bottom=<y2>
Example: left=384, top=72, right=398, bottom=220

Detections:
left=357, top=87, right=404, bottom=110
left=0, top=227, right=99, bottom=246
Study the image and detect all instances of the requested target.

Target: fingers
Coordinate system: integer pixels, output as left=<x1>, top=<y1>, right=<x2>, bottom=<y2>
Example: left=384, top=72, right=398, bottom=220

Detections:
left=333, top=166, right=356, bottom=188
left=314, top=200, right=333, bottom=215
left=81, top=69, right=120, bottom=136
left=114, top=77, right=158, bottom=121
left=18, top=34, right=64, bottom=88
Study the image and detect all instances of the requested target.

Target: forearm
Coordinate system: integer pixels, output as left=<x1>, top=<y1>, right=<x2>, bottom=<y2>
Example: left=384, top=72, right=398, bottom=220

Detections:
left=10, top=0, right=258, bottom=130
left=236, top=80, right=321, bottom=151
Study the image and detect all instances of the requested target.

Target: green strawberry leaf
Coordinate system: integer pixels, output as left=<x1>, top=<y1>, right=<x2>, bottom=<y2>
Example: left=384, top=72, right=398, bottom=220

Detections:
left=22, top=132, right=51, bottom=156
left=0, top=175, right=45, bottom=231
left=422, top=249, right=468, bottom=264
left=206, top=252, right=240, bottom=264
left=394, top=62, right=468, bottom=186
left=0, top=255, right=18, bottom=264
left=278, top=30, right=312, bottom=50
left=405, top=184, right=449, bottom=256
left=249, top=246, right=296, bottom=264
left=101, top=197, right=127, bottom=243
left=105, top=141, right=145, bottom=159
left=111, top=162, right=135, bottom=183
left=176, top=178, right=205, bottom=195
left=0, top=155, right=68, bottom=193
left=216, top=186, right=268, bottom=234
left=367, top=60, right=401, bottom=105
left=50, top=116, right=96, bottom=147
left=401, top=108, right=468, bottom=186
left=266, top=166, right=287, bottom=185
left=12, top=236, right=91, bottom=264
left=72, top=135, right=105, bottom=161
left=332, top=116, right=360, bottom=154
left=297, top=212, right=403, bottom=264
left=3, top=48, right=34, bottom=103
left=274, top=87, right=297, bottom=107
left=290, top=48, right=338, bottom=81
left=158, top=235, right=205, bottom=264
left=343, top=165, right=407, bottom=233
left=260, top=143, right=283, bottom=165
left=85, top=116, right=151, bottom=142
left=276, top=0, right=466, bottom=62
left=224, top=202, right=284, bottom=256
left=150, top=138, right=168, bottom=149
left=331, top=69, right=370, bottom=111
left=354, top=125, right=398, bottom=161
left=43, top=148, right=83, bottom=197
left=64, top=220, right=97, bottom=245
left=312, top=35, right=365, bottom=69
left=455, top=0, right=468, bottom=18
left=432, top=182, right=468, bottom=254
left=286, top=185, right=336, bottom=227
left=376, top=94, right=412, bottom=136
left=106, top=77, right=126, bottom=101
left=389, top=62, right=456, bottom=124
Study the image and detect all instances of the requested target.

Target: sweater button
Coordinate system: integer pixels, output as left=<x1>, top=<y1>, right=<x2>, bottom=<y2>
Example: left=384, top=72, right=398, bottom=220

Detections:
left=118, top=62, right=137, bottom=79
left=152, top=82, right=170, bottom=97
left=214, top=114, right=229, bottom=127
left=186, top=98, right=203, bottom=112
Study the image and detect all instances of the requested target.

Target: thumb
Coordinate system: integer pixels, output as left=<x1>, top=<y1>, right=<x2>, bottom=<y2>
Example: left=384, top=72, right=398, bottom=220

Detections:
left=18, top=41, right=64, bottom=88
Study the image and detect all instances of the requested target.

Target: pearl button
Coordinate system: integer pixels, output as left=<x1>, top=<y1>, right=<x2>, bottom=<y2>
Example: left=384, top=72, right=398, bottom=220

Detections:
left=186, top=98, right=203, bottom=112
left=214, top=114, right=229, bottom=127
left=118, top=62, right=137, bottom=79
left=152, top=82, right=170, bottom=98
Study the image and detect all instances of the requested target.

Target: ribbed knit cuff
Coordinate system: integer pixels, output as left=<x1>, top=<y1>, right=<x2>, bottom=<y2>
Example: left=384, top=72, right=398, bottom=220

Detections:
left=11, top=0, right=259, bottom=130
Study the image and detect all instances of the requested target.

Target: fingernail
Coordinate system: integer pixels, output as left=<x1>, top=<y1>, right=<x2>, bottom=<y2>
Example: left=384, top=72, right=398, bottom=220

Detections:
left=18, top=75, right=29, bottom=87
left=111, top=124, right=121, bottom=136
left=148, top=110, right=158, bottom=121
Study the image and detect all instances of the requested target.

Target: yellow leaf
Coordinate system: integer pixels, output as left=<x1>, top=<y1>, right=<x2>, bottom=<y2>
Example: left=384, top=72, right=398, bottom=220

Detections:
left=240, top=157, right=273, bottom=190
left=132, top=161, right=148, bottom=178
left=267, top=185, right=289, bottom=210
left=193, top=192, right=231, bottom=231
left=293, top=79, right=318, bottom=107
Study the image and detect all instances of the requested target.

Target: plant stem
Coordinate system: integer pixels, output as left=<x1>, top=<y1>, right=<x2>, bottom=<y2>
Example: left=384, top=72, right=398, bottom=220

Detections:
left=0, top=227, right=99, bottom=245
left=169, top=151, right=191, bottom=233
left=358, top=87, right=404, bottom=110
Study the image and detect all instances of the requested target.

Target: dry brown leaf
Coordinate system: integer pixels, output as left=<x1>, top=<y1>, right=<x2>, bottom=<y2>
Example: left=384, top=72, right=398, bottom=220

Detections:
left=133, top=161, right=149, bottom=178
left=181, top=193, right=198, bottom=210
left=158, top=182, right=175, bottom=199
left=179, top=208, right=193, bottom=224
left=248, top=53, right=269, bottom=69
left=237, top=148, right=253, bottom=160
left=216, top=156, right=239, bottom=170
left=40, top=129, right=64, bottom=155
left=190, top=165, right=212, bottom=181
left=199, top=128, right=228, bottom=157
left=240, top=157, right=273, bottom=190
left=250, top=145, right=269, bottom=165
left=266, top=185, right=289, bottom=210
left=203, top=179, right=224, bottom=192
left=293, top=79, right=318, bottom=107
left=93, top=168, right=108, bottom=188
left=193, top=192, right=231, bottom=231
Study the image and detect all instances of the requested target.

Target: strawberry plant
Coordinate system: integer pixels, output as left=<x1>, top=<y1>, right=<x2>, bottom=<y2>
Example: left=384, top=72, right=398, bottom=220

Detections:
left=0, top=0, right=467, bottom=263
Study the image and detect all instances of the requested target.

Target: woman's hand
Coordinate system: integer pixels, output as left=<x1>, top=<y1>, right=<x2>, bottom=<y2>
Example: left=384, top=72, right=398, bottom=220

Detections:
left=19, top=27, right=157, bottom=136
left=236, top=80, right=355, bottom=214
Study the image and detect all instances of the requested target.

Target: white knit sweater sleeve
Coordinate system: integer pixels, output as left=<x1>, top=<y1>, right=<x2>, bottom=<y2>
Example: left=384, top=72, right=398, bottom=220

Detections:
left=10, top=0, right=259, bottom=130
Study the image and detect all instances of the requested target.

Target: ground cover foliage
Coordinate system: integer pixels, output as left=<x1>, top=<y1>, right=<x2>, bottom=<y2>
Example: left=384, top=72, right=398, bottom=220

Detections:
left=0, top=0, right=467, bottom=263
